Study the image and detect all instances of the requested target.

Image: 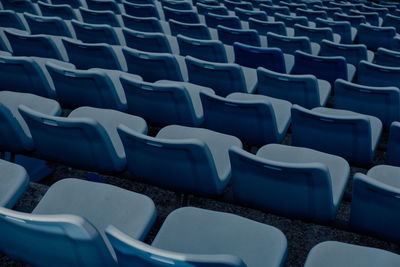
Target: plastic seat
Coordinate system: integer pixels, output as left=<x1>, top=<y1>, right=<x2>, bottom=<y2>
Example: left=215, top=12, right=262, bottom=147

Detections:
left=296, top=8, right=328, bottom=21
left=350, top=165, right=400, bottom=243
left=122, top=13, right=163, bottom=33
left=224, top=0, right=253, bottom=11
left=376, top=47, right=400, bottom=67
left=291, top=50, right=356, bottom=86
left=0, top=91, right=61, bottom=153
left=217, top=25, right=260, bottom=46
left=257, top=67, right=331, bottom=108
left=0, top=178, right=156, bottom=266
left=161, top=0, right=192, bottom=10
left=185, top=56, right=257, bottom=96
left=196, top=3, right=229, bottom=16
left=205, top=13, right=241, bottom=29
left=334, top=79, right=400, bottom=128
left=0, top=10, right=27, bottom=31
left=38, top=1, right=77, bottom=20
left=358, top=60, right=400, bottom=88
left=234, top=8, right=267, bottom=21
left=125, top=0, right=154, bottom=4
left=120, top=76, right=214, bottom=126
left=329, top=2, right=355, bottom=13
left=230, top=144, right=349, bottom=221
left=248, top=18, right=287, bottom=36
left=1, top=0, right=38, bottom=14
left=314, top=5, right=342, bottom=18
left=280, top=1, right=307, bottom=13
left=387, top=121, right=400, bottom=166
left=200, top=92, right=291, bottom=144
left=177, top=34, right=228, bottom=63
left=123, top=47, right=184, bottom=82
left=0, top=160, right=29, bottom=208
left=274, top=13, right=308, bottom=28
left=294, top=24, right=339, bottom=44
left=333, top=12, right=366, bottom=29
left=304, top=241, right=400, bottom=267
left=259, top=4, right=290, bottom=17
left=71, top=20, right=121, bottom=45
left=169, top=19, right=212, bottom=40
left=51, top=0, right=83, bottom=8
left=357, top=23, right=396, bottom=51
left=123, top=2, right=159, bottom=18
left=266, top=32, right=319, bottom=55
left=361, top=4, right=388, bottom=17
left=20, top=105, right=147, bottom=173
left=233, top=42, right=294, bottom=73
left=62, top=38, right=123, bottom=70
left=118, top=124, right=242, bottom=195
left=163, top=6, right=199, bottom=23
left=383, top=14, right=400, bottom=34
left=315, top=18, right=356, bottom=44
left=87, top=0, right=121, bottom=13
left=291, top=105, right=382, bottom=166
left=320, top=39, right=373, bottom=66
left=106, top=207, right=287, bottom=267
left=122, top=27, right=172, bottom=53
left=79, top=7, right=121, bottom=27
left=350, top=9, right=380, bottom=27
left=24, top=13, right=73, bottom=37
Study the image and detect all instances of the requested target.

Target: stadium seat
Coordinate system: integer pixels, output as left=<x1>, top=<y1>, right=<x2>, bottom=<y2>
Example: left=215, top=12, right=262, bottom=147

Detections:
left=329, top=2, right=355, bottom=14
left=224, top=0, right=253, bottom=11
left=71, top=20, right=122, bottom=45
left=51, top=0, right=83, bottom=8
left=163, top=6, right=200, bottom=23
left=387, top=121, right=400, bottom=166
left=357, top=23, right=396, bottom=51
left=38, top=1, right=77, bottom=20
left=314, top=5, right=342, bottom=18
left=23, top=13, right=73, bottom=37
left=0, top=10, right=27, bottom=31
left=122, top=13, right=163, bottom=33
left=87, top=0, right=121, bottom=13
left=376, top=47, right=400, bottom=67
left=280, top=1, right=307, bottom=13
left=315, top=18, right=356, bottom=44
left=333, top=12, right=366, bottom=29
left=196, top=3, right=229, bottom=16
left=259, top=4, right=290, bottom=17
left=296, top=8, right=328, bottom=21
left=358, top=60, right=400, bottom=88
left=248, top=18, right=287, bottom=36
left=205, top=13, right=241, bottom=29
left=122, top=27, right=172, bottom=53
left=320, top=39, right=373, bottom=66
left=79, top=7, right=121, bottom=27
left=161, top=0, right=192, bottom=10
left=383, top=14, right=400, bottom=33
left=350, top=9, right=381, bottom=27
left=267, top=32, right=319, bottom=55
left=169, top=19, right=212, bottom=40
left=234, top=8, right=267, bottom=21
left=1, top=0, right=38, bottom=15
left=0, top=160, right=29, bottom=208
left=217, top=25, right=260, bottom=46
left=361, top=4, right=388, bottom=18
left=274, top=13, right=309, bottom=28
left=123, top=2, right=159, bottom=18
left=294, top=24, right=340, bottom=44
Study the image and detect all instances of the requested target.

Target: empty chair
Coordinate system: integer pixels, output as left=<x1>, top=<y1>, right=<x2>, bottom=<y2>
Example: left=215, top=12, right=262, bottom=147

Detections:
left=120, top=76, right=214, bottom=126
left=122, top=13, right=163, bottom=33
left=357, top=23, right=396, bottom=51
left=280, top=1, right=307, bottom=13
left=163, top=6, right=199, bottom=23
left=1, top=0, right=38, bottom=14
left=274, top=13, right=308, bottom=28
left=248, top=18, right=287, bottom=36
left=169, top=19, right=211, bottom=40
left=294, top=24, right=339, bottom=44
left=106, top=207, right=287, bottom=267
left=200, top=92, right=291, bottom=144
left=291, top=104, right=382, bottom=166
left=259, top=4, right=290, bottom=17
left=177, top=34, right=228, bottom=63
left=123, top=47, right=184, bottom=82
left=122, top=28, right=172, bottom=53
left=333, top=13, right=366, bottom=29
left=304, top=241, right=400, bottom=267
left=38, top=1, right=77, bottom=20
left=0, top=10, right=27, bottom=31
left=296, top=8, right=328, bottom=21
left=20, top=105, right=148, bottom=173
left=0, top=160, right=29, bottom=208
left=230, top=144, right=349, bottom=221
left=314, top=5, right=342, bottom=18
left=358, top=60, right=400, bottom=88
left=291, top=50, right=356, bottom=86
left=205, top=13, right=241, bottom=29
left=185, top=56, right=257, bottom=96
left=257, top=67, right=331, bottom=108
left=51, top=0, right=83, bottom=8
left=124, top=2, right=159, bottom=18
left=350, top=165, right=400, bottom=243
left=315, top=18, right=356, bottom=44
left=350, top=9, right=380, bottom=27
left=196, top=3, right=229, bottom=16
left=62, top=38, right=123, bottom=70
left=217, top=26, right=260, bottom=46
left=320, top=40, right=373, bottom=66
left=0, top=178, right=156, bottom=266
left=161, top=0, right=192, bottom=10
left=267, top=32, right=319, bottom=55
left=118, top=124, right=242, bottom=195
left=234, top=8, right=267, bottom=21
left=361, top=4, right=388, bottom=17
left=383, top=14, right=400, bottom=34
left=24, top=13, right=72, bottom=37
left=376, top=47, right=400, bottom=67
left=87, top=0, right=121, bottom=13
left=387, top=121, right=400, bottom=166
left=71, top=20, right=121, bottom=45
left=224, top=0, right=253, bottom=11
left=79, top=7, right=121, bottom=27
left=334, top=79, right=400, bottom=128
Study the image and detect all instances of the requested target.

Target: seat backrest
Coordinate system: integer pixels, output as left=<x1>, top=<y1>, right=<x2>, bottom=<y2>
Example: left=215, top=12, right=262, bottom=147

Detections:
left=320, top=39, right=367, bottom=66
left=161, top=0, right=192, bottom=10
left=124, top=2, right=159, bottom=18
left=87, top=0, right=121, bottom=13
left=329, top=2, right=354, bottom=13
left=71, top=20, right=120, bottom=45
left=376, top=47, right=400, bottom=67
left=62, top=38, right=122, bottom=70
left=163, top=6, right=199, bottom=23
left=177, top=34, right=227, bottom=63
left=315, top=18, right=352, bottom=44
left=105, top=225, right=245, bottom=267
left=123, top=47, right=183, bottom=82
left=24, top=12, right=72, bottom=37
left=358, top=60, right=400, bottom=88
left=274, top=12, right=308, bottom=28
left=217, top=25, right=260, bottom=46
left=383, top=14, right=400, bottom=33
left=123, top=27, right=171, bottom=53
left=333, top=12, right=366, bottom=28
left=259, top=4, right=290, bottom=16
left=267, top=32, right=312, bottom=54
left=117, top=124, right=221, bottom=195
left=196, top=2, right=229, bottom=15
left=361, top=4, right=388, bottom=17
left=51, top=0, right=82, bottom=8
left=224, top=0, right=253, bottom=11
left=294, top=24, right=334, bottom=43
left=296, top=8, right=327, bottom=21
left=79, top=7, right=120, bottom=27
left=185, top=56, right=246, bottom=97
left=169, top=19, right=211, bottom=40
left=0, top=10, right=26, bottom=30
left=229, top=146, right=334, bottom=221
left=0, top=207, right=116, bottom=267
left=280, top=1, right=307, bottom=12
left=248, top=18, right=286, bottom=36
left=357, top=23, right=396, bottom=51
left=257, top=67, right=320, bottom=108
left=314, top=5, right=342, bottom=18
left=234, top=8, right=267, bottom=22
left=38, top=1, right=77, bottom=20
left=350, top=9, right=380, bottom=26
left=122, top=13, right=163, bottom=33
left=1, top=0, right=37, bottom=14
left=205, top=13, right=241, bottom=29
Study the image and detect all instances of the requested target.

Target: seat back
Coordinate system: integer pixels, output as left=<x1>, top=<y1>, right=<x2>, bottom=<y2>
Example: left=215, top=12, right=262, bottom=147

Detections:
left=122, top=13, right=163, bottom=32
left=358, top=23, right=396, bottom=51
left=314, top=6, right=342, bottom=18
left=248, top=18, right=286, bottom=36
left=124, top=2, right=159, bottom=18
left=177, top=34, right=227, bottom=63
left=161, top=0, right=192, bottom=10
left=196, top=3, right=229, bottom=15
left=51, top=0, right=82, bottom=8
left=205, top=13, right=241, bottom=29
left=163, top=6, right=199, bottom=23
left=234, top=8, right=267, bottom=22
left=38, top=1, right=77, bottom=20
left=224, top=0, right=253, bottom=11
left=267, top=32, right=312, bottom=54
left=280, top=1, right=306, bottom=13
left=79, top=7, right=120, bottom=27
left=294, top=24, right=334, bottom=43
left=320, top=39, right=367, bottom=66
left=383, top=14, right=400, bottom=34
left=169, top=19, right=211, bottom=39
left=0, top=10, right=27, bottom=30
left=361, top=4, right=388, bottom=17
left=24, top=12, right=72, bottom=37
left=1, top=0, right=37, bottom=14
left=71, top=20, right=120, bottom=45
left=376, top=47, right=400, bottom=67
left=350, top=9, right=380, bottom=26
left=259, top=4, right=290, bottom=16
left=87, top=0, right=121, bottom=13
left=123, top=28, right=172, bottom=53
left=333, top=12, right=366, bottom=29
left=274, top=13, right=308, bottom=28
left=315, top=18, right=352, bottom=44
left=296, top=8, right=327, bottom=21
left=217, top=25, right=260, bottom=46
left=358, top=60, right=400, bottom=88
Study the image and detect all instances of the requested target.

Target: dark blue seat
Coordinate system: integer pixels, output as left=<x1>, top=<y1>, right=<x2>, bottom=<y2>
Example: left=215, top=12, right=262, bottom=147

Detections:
left=87, top=0, right=121, bottom=13
left=71, top=20, right=121, bottom=45
left=280, top=1, right=307, bottom=13
left=267, top=32, right=320, bottom=55
left=163, top=6, right=200, bottom=23
left=161, top=0, right=192, bottom=10
left=296, top=8, right=328, bottom=21
left=169, top=19, right=212, bottom=39
left=315, top=18, right=356, bottom=44
left=51, top=0, right=83, bottom=8
left=383, top=13, right=400, bottom=34
left=350, top=9, right=380, bottom=27
left=333, top=12, right=366, bottom=29
left=123, top=2, right=159, bottom=18
left=24, top=13, right=73, bottom=37
left=357, top=23, right=396, bottom=51
left=259, top=4, right=290, bottom=17
left=320, top=39, right=373, bottom=66
left=224, top=0, right=253, bottom=11
left=122, top=27, right=172, bottom=53
left=274, top=12, right=308, bottom=28
left=361, top=4, right=388, bottom=17
left=248, top=18, right=287, bottom=36
left=294, top=24, right=338, bottom=44
left=314, top=5, right=342, bottom=18
left=234, top=8, right=267, bottom=21
left=79, top=7, right=121, bottom=27
left=122, top=13, right=163, bottom=32
left=196, top=2, right=229, bottom=15
left=1, top=0, right=38, bottom=14
left=358, top=60, right=400, bottom=88
left=387, top=121, right=400, bottom=167
left=376, top=47, right=400, bottom=67
left=205, top=13, right=241, bottom=29
left=38, top=1, right=77, bottom=20
left=0, top=10, right=27, bottom=31
left=217, top=25, right=260, bottom=46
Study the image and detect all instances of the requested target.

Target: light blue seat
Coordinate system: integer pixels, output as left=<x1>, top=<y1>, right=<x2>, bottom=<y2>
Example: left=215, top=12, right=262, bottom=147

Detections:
left=320, top=39, right=373, bottom=66
left=0, top=10, right=27, bottom=31
left=24, top=12, right=73, bottom=37
left=38, top=1, right=77, bottom=20
left=294, top=24, right=340, bottom=44
left=118, top=124, right=242, bottom=195
left=358, top=60, right=400, bottom=88
left=248, top=18, right=287, bottom=36
left=334, top=79, right=400, bottom=128
left=0, top=178, right=156, bottom=266
left=123, top=2, right=159, bottom=18
left=266, top=32, right=320, bottom=55
left=350, top=9, right=381, bottom=27
left=0, top=91, right=61, bottom=153
left=291, top=105, right=382, bottom=166
left=200, top=92, right=291, bottom=144
left=205, top=13, right=241, bottom=29
left=51, top=0, right=83, bottom=8
left=122, top=13, right=163, bottom=33
left=315, top=18, right=356, bottom=44
left=296, top=8, right=328, bottom=21
left=185, top=55, right=257, bottom=96
left=304, top=241, right=400, bottom=267
left=257, top=67, right=331, bottom=108
left=229, top=144, right=349, bottom=222
left=71, top=20, right=121, bottom=45
left=120, top=76, right=214, bottom=126
left=79, top=7, right=121, bottom=27
left=161, top=0, right=192, bottom=11
left=376, top=47, right=400, bottom=67
left=291, top=50, right=356, bottom=86
left=1, top=0, right=38, bottom=14
left=387, top=121, right=400, bottom=166
left=350, top=165, right=400, bottom=243
left=169, top=19, right=212, bottom=40
left=106, top=207, right=287, bottom=267
left=224, top=0, right=253, bottom=11
left=177, top=34, right=228, bottom=63
left=0, top=159, right=29, bottom=208
left=259, top=4, right=290, bottom=17
left=122, top=27, right=172, bottom=53
left=333, top=12, right=366, bottom=29
left=163, top=6, right=200, bottom=23
left=234, top=8, right=267, bottom=21
left=87, top=0, right=121, bottom=13
left=383, top=14, right=400, bottom=34
left=123, top=46, right=184, bottom=82
left=196, top=3, right=229, bottom=16
left=357, top=23, right=396, bottom=51
left=274, top=12, right=308, bottom=28
left=20, top=106, right=147, bottom=173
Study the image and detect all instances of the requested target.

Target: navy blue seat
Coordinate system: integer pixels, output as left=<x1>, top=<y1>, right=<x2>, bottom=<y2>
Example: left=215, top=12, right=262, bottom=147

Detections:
left=329, top=2, right=355, bottom=13
left=79, top=7, right=121, bottom=27
left=217, top=25, right=260, bottom=46
left=169, top=19, right=212, bottom=40
left=294, top=24, right=339, bottom=44
left=122, top=13, right=163, bottom=32
left=358, top=60, right=400, bottom=88
left=357, top=23, right=396, bottom=51
left=205, top=13, right=241, bottom=29
left=161, top=0, right=192, bottom=10
left=376, top=47, right=400, bottom=67
left=320, top=39, right=373, bottom=66
left=71, top=20, right=121, bottom=45
left=314, top=5, right=342, bottom=18
left=248, top=18, right=287, bottom=36
left=296, top=8, right=328, bottom=21
left=38, top=1, right=77, bottom=20
left=315, top=18, right=356, bottom=44
left=259, top=4, right=290, bottom=17
left=87, top=0, right=121, bottom=13
left=51, top=0, right=83, bottom=8
left=387, top=121, right=400, bottom=166
left=163, top=6, right=200, bottom=23
left=267, top=32, right=320, bottom=55
left=383, top=14, right=400, bottom=34
left=0, top=160, right=29, bottom=208
left=0, top=10, right=27, bottom=31
left=196, top=3, right=229, bottom=15
left=350, top=9, right=380, bottom=27
left=234, top=8, right=267, bottom=21
left=124, top=2, right=159, bottom=18
left=24, top=13, right=72, bottom=37
left=122, top=27, right=172, bottom=53
left=1, top=0, right=38, bottom=14
left=333, top=12, right=366, bottom=29
left=224, top=0, right=253, bottom=11
left=280, top=1, right=307, bottom=13
left=274, top=13, right=308, bottom=28
left=361, top=4, right=388, bottom=17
